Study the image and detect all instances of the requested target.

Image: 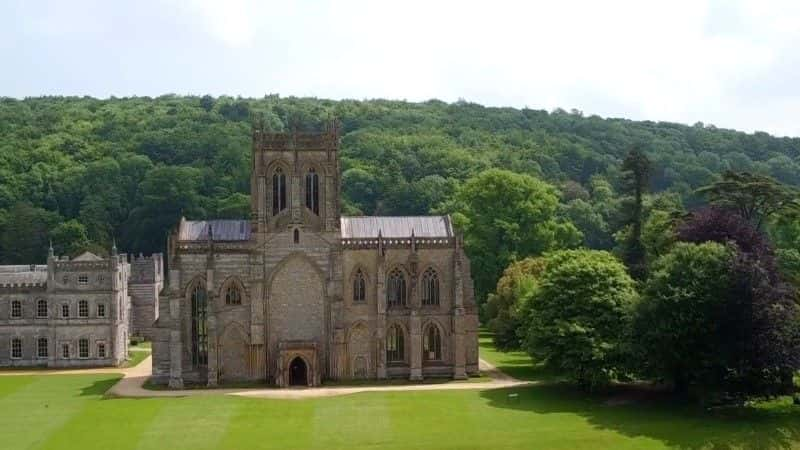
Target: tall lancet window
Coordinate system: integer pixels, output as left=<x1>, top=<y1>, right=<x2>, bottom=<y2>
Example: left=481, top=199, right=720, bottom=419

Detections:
left=421, top=268, right=440, bottom=306
left=353, top=269, right=366, bottom=303
left=387, top=268, right=407, bottom=307
left=305, top=168, right=319, bottom=215
left=272, top=167, right=287, bottom=216
left=191, top=284, right=208, bottom=367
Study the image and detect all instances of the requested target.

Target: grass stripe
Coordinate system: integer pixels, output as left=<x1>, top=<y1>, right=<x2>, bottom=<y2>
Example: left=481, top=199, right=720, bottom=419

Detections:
left=134, top=396, right=238, bottom=450
left=310, top=393, right=392, bottom=449
left=0, top=374, right=119, bottom=450
left=39, top=397, right=165, bottom=450
left=0, top=375, right=35, bottom=400
left=218, top=397, right=315, bottom=449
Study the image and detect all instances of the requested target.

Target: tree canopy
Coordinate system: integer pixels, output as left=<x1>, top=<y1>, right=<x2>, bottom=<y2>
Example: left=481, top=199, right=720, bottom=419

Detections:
left=523, top=249, right=638, bottom=390
left=2, top=95, right=799, bottom=265
left=448, top=169, right=581, bottom=305
left=696, top=171, right=800, bottom=229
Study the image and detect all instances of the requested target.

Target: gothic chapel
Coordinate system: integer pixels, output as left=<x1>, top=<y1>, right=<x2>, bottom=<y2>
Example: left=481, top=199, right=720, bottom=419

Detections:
left=151, top=122, right=479, bottom=387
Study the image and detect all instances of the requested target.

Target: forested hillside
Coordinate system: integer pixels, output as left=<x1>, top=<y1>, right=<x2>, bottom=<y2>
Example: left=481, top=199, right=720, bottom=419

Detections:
left=1, top=95, right=798, bottom=263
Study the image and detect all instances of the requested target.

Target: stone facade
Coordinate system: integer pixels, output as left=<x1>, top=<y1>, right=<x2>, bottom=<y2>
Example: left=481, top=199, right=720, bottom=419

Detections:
left=0, top=248, right=132, bottom=368
left=129, top=253, right=163, bottom=340
left=151, top=123, right=480, bottom=388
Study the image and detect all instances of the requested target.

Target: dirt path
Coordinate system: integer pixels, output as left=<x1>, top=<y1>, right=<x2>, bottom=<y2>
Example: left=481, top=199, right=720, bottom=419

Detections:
left=107, top=356, right=528, bottom=399
left=3, top=355, right=528, bottom=399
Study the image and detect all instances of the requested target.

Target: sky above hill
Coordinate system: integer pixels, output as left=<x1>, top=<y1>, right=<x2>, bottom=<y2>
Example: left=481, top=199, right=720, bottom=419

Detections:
left=2, top=0, right=799, bottom=137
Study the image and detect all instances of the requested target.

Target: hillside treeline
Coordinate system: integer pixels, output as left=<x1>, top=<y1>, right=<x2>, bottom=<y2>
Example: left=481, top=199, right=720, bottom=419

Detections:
left=0, top=95, right=798, bottom=262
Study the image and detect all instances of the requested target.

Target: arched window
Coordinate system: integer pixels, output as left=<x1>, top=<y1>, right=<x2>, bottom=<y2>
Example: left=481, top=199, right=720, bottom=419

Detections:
left=293, top=228, right=300, bottom=244
left=190, top=284, right=208, bottom=367
left=225, top=285, right=242, bottom=305
left=353, top=269, right=366, bottom=303
left=386, top=325, right=405, bottom=363
left=421, top=268, right=440, bottom=306
left=36, top=300, right=48, bottom=318
left=386, top=268, right=406, bottom=307
left=423, top=324, right=442, bottom=361
left=272, top=167, right=287, bottom=216
left=305, top=168, right=319, bottom=215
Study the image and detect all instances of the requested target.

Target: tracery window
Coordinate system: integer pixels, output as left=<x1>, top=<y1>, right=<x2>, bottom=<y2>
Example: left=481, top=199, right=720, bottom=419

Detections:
left=423, top=325, right=442, bottom=361
left=191, top=284, right=208, bottom=367
left=421, top=268, right=440, bottom=306
left=305, top=168, right=319, bottom=215
left=225, top=285, right=242, bottom=306
left=272, top=167, right=287, bottom=216
left=353, top=269, right=366, bottom=303
left=36, top=299, right=48, bottom=318
left=386, top=325, right=405, bottom=363
left=10, top=300, right=21, bottom=319
left=386, top=269, right=406, bottom=307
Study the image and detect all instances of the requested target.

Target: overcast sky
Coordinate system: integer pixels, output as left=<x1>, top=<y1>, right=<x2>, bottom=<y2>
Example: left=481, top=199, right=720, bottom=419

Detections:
left=2, top=0, right=799, bottom=136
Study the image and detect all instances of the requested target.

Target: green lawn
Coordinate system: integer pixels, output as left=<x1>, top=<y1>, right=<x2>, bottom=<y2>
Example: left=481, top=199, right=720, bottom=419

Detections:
left=478, top=330, right=561, bottom=382
left=1, top=338, right=800, bottom=449
left=121, top=342, right=152, bottom=368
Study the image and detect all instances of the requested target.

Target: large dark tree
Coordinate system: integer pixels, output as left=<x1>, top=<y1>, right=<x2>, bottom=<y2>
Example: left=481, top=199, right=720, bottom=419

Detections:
left=676, top=206, right=775, bottom=270
left=619, top=147, right=652, bottom=278
left=636, top=210, right=800, bottom=401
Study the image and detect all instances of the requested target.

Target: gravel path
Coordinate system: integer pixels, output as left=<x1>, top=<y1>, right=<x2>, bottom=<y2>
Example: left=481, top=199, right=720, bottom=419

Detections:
left=3, top=355, right=528, bottom=399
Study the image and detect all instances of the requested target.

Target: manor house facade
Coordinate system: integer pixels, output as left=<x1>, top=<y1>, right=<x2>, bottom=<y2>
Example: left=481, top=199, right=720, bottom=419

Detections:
left=151, top=123, right=479, bottom=387
left=0, top=248, right=161, bottom=368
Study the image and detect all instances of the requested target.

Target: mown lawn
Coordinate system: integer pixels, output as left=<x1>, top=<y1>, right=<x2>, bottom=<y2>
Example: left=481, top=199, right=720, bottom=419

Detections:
left=478, top=330, right=562, bottom=382
left=121, top=342, right=152, bottom=368
left=2, top=339, right=800, bottom=449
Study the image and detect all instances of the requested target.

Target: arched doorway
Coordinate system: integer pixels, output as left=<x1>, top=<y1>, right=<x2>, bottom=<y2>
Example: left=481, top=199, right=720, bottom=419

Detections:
left=289, top=357, right=308, bottom=386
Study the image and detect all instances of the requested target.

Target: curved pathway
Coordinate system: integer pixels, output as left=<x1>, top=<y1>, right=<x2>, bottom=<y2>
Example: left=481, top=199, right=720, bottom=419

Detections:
left=3, top=355, right=528, bottom=399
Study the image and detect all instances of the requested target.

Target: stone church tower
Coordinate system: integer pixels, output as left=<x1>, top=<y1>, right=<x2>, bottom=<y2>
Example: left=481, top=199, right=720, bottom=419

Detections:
left=151, top=122, right=479, bottom=388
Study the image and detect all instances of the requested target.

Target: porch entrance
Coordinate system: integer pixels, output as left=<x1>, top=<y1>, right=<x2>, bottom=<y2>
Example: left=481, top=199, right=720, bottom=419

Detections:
left=289, top=357, right=308, bottom=386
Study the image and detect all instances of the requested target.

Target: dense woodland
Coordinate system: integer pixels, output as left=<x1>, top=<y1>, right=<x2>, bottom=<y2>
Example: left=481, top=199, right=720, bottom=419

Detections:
left=1, top=95, right=799, bottom=264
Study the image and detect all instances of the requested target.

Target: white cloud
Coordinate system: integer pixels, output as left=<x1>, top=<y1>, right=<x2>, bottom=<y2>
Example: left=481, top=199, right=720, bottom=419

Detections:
left=3, top=0, right=800, bottom=135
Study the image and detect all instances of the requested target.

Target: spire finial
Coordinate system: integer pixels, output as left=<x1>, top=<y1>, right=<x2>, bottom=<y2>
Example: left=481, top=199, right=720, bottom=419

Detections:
left=48, top=240, right=54, bottom=258
left=111, top=238, right=117, bottom=256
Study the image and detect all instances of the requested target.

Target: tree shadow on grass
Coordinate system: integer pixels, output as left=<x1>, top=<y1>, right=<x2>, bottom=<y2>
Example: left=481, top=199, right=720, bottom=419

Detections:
left=79, top=377, right=121, bottom=397
left=480, top=384, right=800, bottom=450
